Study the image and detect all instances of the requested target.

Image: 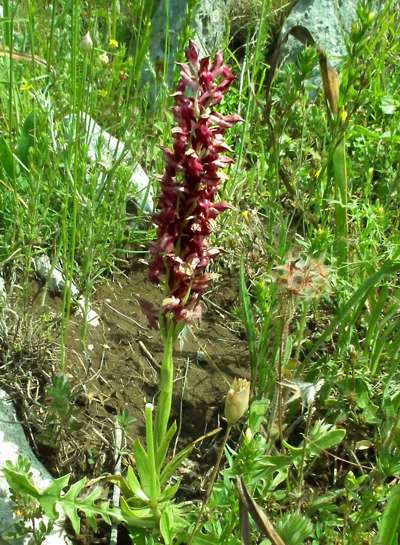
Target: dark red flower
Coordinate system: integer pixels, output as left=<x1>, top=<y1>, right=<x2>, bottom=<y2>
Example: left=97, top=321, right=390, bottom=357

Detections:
left=148, top=41, right=242, bottom=325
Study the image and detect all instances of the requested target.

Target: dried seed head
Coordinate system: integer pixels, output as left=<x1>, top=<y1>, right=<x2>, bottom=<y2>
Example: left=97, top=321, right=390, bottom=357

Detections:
left=224, top=378, right=250, bottom=425
left=273, top=253, right=329, bottom=300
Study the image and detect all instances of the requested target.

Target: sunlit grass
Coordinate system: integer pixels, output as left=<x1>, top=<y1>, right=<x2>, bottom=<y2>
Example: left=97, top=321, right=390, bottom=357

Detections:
left=0, top=0, right=400, bottom=543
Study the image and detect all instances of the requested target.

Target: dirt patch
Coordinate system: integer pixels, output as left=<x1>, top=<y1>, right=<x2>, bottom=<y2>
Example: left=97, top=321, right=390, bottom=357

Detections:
left=0, top=264, right=249, bottom=543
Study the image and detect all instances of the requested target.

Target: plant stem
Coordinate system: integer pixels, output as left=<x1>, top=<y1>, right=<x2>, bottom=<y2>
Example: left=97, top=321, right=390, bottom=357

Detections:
left=297, top=405, right=313, bottom=507
left=145, top=403, right=161, bottom=518
left=187, top=424, right=232, bottom=545
left=154, top=317, right=175, bottom=449
left=330, top=135, right=348, bottom=278
left=277, top=296, right=294, bottom=443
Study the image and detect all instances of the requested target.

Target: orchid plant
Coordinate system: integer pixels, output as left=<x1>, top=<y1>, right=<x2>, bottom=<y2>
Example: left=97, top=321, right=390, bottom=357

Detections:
left=117, top=41, right=241, bottom=539
left=148, top=40, right=241, bottom=447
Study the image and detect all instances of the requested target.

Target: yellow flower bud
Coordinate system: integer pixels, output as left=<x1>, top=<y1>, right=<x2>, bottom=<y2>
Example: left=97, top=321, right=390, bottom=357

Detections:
left=224, top=378, right=250, bottom=425
left=109, top=38, right=119, bottom=49
left=244, top=427, right=253, bottom=444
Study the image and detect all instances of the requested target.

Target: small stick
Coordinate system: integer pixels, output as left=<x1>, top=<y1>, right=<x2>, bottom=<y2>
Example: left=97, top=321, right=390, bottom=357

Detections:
left=187, top=425, right=232, bottom=545
left=109, top=421, right=123, bottom=545
left=138, top=340, right=160, bottom=368
left=104, top=301, right=147, bottom=330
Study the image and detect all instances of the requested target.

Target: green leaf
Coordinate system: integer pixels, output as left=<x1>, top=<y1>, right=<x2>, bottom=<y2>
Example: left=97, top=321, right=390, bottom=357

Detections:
left=156, top=421, right=177, bottom=470
left=377, top=485, right=400, bottom=545
left=276, top=513, right=313, bottom=545
left=189, top=533, right=221, bottom=545
left=160, top=443, right=194, bottom=486
left=380, top=95, right=398, bottom=115
left=126, top=466, right=150, bottom=502
left=133, top=438, right=152, bottom=498
left=281, top=440, right=303, bottom=456
left=160, top=480, right=180, bottom=502
left=56, top=478, right=116, bottom=535
left=108, top=468, right=149, bottom=504
left=0, top=136, right=17, bottom=179
left=2, top=466, right=42, bottom=499
left=4, top=466, right=118, bottom=536
left=248, top=399, right=269, bottom=434
left=160, top=506, right=174, bottom=545
left=120, top=497, right=156, bottom=529
left=239, top=259, right=257, bottom=379
left=39, top=474, right=71, bottom=518
left=160, top=428, right=220, bottom=486
left=262, top=455, right=292, bottom=469
left=16, top=111, right=37, bottom=166
left=309, top=428, right=346, bottom=454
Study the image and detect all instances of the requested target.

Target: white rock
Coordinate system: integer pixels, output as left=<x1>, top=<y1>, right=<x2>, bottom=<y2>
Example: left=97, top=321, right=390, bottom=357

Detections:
left=34, top=256, right=101, bottom=327
left=34, top=255, right=79, bottom=297
left=62, top=113, right=153, bottom=213
left=76, top=296, right=100, bottom=328
left=0, top=389, right=70, bottom=544
left=282, top=0, right=381, bottom=82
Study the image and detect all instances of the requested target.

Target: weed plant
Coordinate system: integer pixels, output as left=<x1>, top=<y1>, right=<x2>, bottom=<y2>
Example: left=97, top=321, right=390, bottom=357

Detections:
left=1, top=0, right=400, bottom=544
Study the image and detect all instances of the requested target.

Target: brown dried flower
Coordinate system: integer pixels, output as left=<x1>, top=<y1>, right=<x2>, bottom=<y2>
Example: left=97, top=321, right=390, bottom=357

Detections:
left=273, top=253, right=329, bottom=299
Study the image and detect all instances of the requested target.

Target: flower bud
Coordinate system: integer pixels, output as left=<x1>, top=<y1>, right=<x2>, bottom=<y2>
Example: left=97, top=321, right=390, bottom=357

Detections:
left=224, top=378, right=250, bottom=425
left=80, top=31, right=93, bottom=54
left=99, top=52, right=109, bottom=65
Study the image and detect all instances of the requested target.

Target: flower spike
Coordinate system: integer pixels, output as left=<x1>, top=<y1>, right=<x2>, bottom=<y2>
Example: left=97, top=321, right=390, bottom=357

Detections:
left=149, top=41, right=241, bottom=325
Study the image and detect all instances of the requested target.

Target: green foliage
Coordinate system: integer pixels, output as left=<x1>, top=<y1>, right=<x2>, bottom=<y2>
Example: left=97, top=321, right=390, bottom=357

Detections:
left=275, top=513, right=313, bottom=545
left=2, top=455, right=119, bottom=540
left=107, top=401, right=218, bottom=541
left=1, top=0, right=400, bottom=544
left=378, top=485, right=400, bottom=545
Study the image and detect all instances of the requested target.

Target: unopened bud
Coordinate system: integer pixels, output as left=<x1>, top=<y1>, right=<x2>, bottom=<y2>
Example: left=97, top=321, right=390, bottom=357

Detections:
left=224, top=378, right=250, bottom=425
left=80, top=31, right=93, bottom=54
left=244, top=427, right=253, bottom=444
left=99, top=52, right=109, bottom=65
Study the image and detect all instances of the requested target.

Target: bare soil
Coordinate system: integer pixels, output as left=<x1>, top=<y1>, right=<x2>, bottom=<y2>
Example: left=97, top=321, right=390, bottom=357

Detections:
left=0, top=263, right=249, bottom=544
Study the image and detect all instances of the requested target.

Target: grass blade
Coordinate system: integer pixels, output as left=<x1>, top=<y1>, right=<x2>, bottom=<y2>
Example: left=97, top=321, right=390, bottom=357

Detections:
left=377, top=485, right=400, bottom=545
left=304, top=261, right=400, bottom=363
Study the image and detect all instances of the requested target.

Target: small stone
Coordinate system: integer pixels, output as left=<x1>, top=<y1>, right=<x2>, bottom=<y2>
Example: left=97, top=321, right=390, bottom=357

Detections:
left=76, top=297, right=100, bottom=328
left=0, top=389, right=71, bottom=544
left=61, top=114, right=154, bottom=214
left=34, top=255, right=79, bottom=297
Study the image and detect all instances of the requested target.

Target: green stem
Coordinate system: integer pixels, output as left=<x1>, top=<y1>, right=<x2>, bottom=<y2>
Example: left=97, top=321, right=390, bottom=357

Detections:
left=154, top=317, right=175, bottom=449
left=277, top=297, right=294, bottom=443
left=297, top=405, right=313, bottom=507
left=382, top=409, right=400, bottom=452
left=145, top=403, right=161, bottom=516
left=187, top=424, right=232, bottom=545
left=329, top=127, right=348, bottom=279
